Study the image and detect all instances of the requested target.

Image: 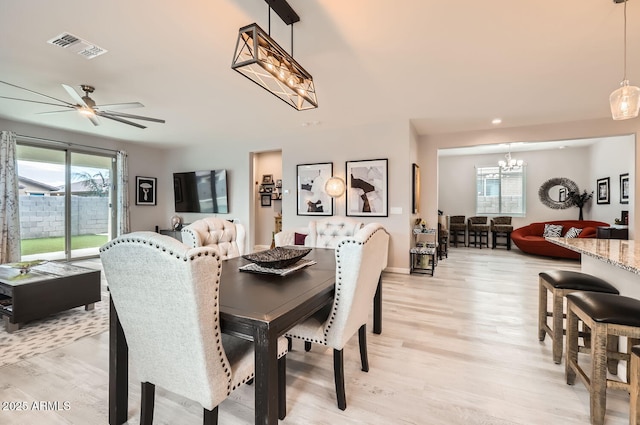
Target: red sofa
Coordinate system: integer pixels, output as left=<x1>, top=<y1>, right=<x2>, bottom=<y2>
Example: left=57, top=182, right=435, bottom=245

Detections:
left=511, top=220, right=609, bottom=259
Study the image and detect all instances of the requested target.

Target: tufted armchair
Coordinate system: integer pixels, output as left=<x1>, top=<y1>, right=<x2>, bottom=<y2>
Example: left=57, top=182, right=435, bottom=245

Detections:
left=285, top=223, right=389, bottom=410
left=305, top=216, right=363, bottom=249
left=181, top=217, right=246, bottom=259
left=274, top=227, right=310, bottom=247
left=99, top=232, right=288, bottom=424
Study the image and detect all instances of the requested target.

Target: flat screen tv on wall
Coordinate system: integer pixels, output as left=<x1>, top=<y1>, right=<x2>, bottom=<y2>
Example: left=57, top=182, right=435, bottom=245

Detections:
left=173, top=169, right=229, bottom=213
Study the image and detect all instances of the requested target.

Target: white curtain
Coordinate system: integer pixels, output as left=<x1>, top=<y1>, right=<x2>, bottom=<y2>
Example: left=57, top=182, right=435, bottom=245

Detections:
left=116, top=150, right=130, bottom=236
left=0, top=131, right=21, bottom=263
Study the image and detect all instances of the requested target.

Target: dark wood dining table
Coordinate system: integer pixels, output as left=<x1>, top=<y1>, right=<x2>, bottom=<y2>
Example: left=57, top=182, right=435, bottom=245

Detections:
left=109, top=247, right=382, bottom=425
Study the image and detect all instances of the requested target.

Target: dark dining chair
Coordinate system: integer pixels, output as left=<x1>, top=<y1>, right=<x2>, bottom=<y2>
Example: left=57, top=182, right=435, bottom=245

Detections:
left=100, top=232, right=288, bottom=425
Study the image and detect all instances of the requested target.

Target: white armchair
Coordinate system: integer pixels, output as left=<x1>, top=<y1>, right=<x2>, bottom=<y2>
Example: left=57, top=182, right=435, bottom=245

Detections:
left=305, top=216, right=363, bottom=248
left=274, top=227, right=309, bottom=247
left=285, top=223, right=389, bottom=410
left=274, top=217, right=362, bottom=249
left=99, top=232, right=288, bottom=423
left=181, top=217, right=245, bottom=259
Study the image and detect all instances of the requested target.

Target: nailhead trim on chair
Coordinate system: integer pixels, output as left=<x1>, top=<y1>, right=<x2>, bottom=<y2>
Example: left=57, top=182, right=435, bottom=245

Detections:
left=321, top=228, right=385, bottom=340
left=100, top=234, right=236, bottom=395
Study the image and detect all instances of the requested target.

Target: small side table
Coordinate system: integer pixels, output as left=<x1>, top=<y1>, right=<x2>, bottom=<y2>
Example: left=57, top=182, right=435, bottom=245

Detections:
left=159, top=229, right=183, bottom=242
left=411, top=228, right=437, bottom=276
left=410, top=246, right=437, bottom=275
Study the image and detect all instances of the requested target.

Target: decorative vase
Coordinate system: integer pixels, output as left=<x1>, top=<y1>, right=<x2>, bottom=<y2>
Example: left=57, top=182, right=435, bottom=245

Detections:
left=170, top=215, right=182, bottom=230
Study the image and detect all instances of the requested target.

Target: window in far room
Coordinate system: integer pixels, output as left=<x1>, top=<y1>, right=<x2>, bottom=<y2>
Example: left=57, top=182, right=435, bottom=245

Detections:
left=476, top=166, right=525, bottom=216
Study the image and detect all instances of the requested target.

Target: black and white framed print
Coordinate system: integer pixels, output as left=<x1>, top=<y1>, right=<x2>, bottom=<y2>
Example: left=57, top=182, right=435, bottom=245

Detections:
left=346, top=158, right=388, bottom=217
left=620, top=173, right=630, bottom=204
left=296, top=162, right=333, bottom=216
left=136, top=176, right=157, bottom=206
left=261, top=193, right=272, bottom=207
left=597, top=177, right=610, bottom=204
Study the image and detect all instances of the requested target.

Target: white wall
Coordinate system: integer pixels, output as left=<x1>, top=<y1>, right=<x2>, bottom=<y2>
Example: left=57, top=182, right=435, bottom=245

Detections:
left=163, top=119, right=414, bottom=272
left=438, top=146, right=592, bottom=230
left=589, top=136, right=635, bottom=224
left=419, top=117, right=640, bottom=238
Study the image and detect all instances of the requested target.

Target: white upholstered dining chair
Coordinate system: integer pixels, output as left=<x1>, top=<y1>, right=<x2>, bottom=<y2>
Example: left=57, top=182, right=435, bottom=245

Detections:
left=181, top=217, right=246, bottom=259
left=285, top=223, right=389, bottom=410
left=99, top=232, right=287, bottom=425
left=275, top=216, right=363, bottom=249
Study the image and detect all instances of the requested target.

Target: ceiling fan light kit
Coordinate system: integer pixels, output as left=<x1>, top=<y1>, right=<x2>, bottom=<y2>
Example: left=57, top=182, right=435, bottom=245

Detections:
left=231, top=0, right=317, bottom=111
left=610, top=0, right=640, bottom=120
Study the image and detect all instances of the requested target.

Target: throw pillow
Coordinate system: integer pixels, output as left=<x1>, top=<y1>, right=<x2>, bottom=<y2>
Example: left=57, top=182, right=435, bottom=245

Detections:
left=542, top=224, right=563, bottom=237
left=564, top=227, right=583, bottom=238
left=294, top=232, right=307, bottom=245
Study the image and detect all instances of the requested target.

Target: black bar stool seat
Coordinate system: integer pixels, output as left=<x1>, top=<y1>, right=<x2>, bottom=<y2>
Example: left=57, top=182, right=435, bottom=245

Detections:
left=538, top=270, right=619, bottom=364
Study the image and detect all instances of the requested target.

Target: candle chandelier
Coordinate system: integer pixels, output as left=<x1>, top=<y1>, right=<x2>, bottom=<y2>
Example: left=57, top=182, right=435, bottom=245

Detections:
left=610, top=0, right=640, bottom=120
left=231, top=0, right=318, bottom=111
left=498, top=145, right=524, bottom=172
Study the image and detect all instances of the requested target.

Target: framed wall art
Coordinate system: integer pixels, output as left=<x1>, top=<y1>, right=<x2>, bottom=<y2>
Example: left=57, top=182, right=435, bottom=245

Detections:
left=620, top=173, right=629, bottom=204
left=136, top=176, right=157, bottom=206
left=596, top=177, right=610, bottom=204
left=412, top=163, right=420, bottom=214
left=346, top=158, right=388, bottom=217
left=296, top=162, right=333, bottom=216
left=261, top=193, right=272, bottom=207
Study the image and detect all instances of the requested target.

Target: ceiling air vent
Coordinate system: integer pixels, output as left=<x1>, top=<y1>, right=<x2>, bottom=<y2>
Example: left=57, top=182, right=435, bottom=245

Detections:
left=47, top=32, right=108, bottom=60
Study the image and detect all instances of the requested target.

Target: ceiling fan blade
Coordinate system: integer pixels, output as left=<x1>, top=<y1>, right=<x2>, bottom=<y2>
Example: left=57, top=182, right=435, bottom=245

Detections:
left=36, top=109, right=76, bottom=115
left=86, top=114, right=100, bottom=126
left=101, top=110, right=165, bottom=123
left=95, top=102, right=144, bottom=110
left=0, top=80, right=75, bottom=106
left=62, top=84, right=89, bottom=107
left=0, top=95, right=72, bottom=109
left=97, top=111, right=147, bottom=129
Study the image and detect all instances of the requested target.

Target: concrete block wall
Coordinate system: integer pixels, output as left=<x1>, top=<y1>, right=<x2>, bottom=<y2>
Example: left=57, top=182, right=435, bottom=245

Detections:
left=19, top=196, right=109, bottom=239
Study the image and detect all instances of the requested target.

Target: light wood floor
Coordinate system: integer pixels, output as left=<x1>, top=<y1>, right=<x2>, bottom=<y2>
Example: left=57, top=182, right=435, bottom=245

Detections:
left=0, top=248, right=632, bottom=424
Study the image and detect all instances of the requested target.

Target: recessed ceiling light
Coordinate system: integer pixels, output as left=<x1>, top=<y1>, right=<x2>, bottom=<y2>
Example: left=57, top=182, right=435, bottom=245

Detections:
left=301, top=121, right=322, bottom=127
left=491, top=118, right=502, bottom=125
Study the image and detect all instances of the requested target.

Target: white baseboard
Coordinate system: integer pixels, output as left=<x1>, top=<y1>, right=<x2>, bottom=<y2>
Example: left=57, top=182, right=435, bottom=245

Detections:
left=383, top=267, right=410, bottom=274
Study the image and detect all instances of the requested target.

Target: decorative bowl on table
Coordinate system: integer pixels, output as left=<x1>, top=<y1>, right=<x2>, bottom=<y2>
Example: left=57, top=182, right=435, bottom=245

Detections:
left=242, top=247, right=312, bottom=269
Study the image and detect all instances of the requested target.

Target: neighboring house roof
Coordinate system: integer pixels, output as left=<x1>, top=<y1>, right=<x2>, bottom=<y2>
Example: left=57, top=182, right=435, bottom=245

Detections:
left=18, top=176, right=61, bottom=192
left=52, top=178, right=110, bottom=194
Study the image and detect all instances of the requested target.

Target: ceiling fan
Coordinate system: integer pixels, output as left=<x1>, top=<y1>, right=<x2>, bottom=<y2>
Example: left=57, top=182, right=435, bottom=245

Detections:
left=0, top=80, right=165, bottom=129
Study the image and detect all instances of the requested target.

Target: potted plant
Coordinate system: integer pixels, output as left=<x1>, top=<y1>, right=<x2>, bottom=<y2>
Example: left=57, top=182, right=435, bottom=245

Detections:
left=567, top=190, right=594, bottom=220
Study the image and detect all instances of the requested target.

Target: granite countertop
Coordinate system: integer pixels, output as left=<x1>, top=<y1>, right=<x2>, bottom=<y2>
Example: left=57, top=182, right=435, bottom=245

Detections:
left=546, top=237, right=640, bottom=275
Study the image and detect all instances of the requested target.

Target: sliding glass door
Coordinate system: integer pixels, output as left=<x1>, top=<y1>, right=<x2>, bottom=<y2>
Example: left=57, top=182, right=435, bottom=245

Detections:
left=16, top=143, right=115, bottom=261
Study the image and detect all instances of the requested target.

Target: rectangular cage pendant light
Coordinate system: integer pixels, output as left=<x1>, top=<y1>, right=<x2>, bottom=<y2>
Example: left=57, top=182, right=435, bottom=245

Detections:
left=232, top=23, right=318, bottom=111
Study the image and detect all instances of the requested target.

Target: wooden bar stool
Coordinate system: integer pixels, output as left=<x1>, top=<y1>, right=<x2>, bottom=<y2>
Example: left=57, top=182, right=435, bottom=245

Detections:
left=566, top=292, right=640, bottom=425
left=630, top=345, right=640, bottom=425
left=449, top=215, right=466, bottom=247
left=467, top=216, right=489, bottom=248
left=538, top=270, right=619, bottom=364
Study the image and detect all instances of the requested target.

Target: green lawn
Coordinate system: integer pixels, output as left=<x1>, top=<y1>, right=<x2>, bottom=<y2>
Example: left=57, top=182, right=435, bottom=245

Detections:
left=21, top=234, right=109, bottom=256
